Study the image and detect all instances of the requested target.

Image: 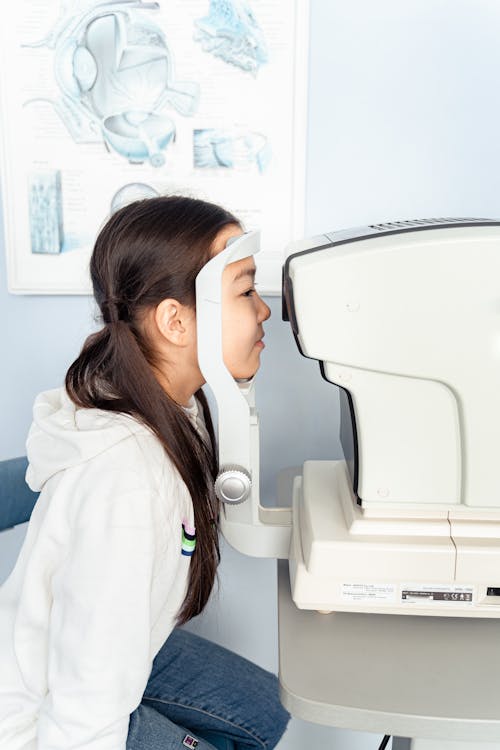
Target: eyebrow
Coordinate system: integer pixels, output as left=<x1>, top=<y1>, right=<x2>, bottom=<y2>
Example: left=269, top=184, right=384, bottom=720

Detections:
left=233, top=267, right=256, bottom=283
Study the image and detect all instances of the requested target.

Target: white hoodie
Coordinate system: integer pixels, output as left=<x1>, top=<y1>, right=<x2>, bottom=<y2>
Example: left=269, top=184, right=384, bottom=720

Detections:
left=0, top=388, right=208, bottom=750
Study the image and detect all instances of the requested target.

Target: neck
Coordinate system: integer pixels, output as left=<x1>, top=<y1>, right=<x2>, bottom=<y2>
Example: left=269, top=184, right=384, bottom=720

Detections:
left=153, top=363, right=204, bottom=407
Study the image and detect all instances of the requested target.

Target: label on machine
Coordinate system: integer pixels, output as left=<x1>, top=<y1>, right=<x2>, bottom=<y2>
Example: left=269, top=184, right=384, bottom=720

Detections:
left=341, top=583, right=475, bottom=605
left=341, top=583, right=397, bottom=603
left=401, top=583, right=474, bottom=604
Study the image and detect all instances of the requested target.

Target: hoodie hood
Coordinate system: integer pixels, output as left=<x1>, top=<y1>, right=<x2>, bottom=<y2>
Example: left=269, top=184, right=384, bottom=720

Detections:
left=26, top=388, right=149, bottom=492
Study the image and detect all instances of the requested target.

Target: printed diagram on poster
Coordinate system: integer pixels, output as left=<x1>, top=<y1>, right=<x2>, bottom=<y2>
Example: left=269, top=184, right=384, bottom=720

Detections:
left=0, top=0, right=308, bottom=294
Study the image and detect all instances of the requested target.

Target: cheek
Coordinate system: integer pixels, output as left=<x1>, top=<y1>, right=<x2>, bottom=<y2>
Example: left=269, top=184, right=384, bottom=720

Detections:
left=227, top=318, right=251, bottom=351
left=222, top=304, right=256, bottom=360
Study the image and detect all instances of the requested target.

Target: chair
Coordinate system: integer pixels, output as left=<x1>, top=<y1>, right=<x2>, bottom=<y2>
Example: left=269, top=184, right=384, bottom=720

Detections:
left=0, top=457, right=235, bottom=750
left=0, top=456, right=39, bottom=532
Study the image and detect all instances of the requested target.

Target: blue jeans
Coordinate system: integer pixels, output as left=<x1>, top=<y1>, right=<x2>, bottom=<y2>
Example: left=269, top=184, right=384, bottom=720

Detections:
left=126, top=629, right=290, bottom=750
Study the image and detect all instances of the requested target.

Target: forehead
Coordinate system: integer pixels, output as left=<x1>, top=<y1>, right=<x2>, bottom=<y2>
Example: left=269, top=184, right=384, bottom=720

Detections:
left=212, top=224, right=256, bottom=281
left=227, top=255, right=256, bottom=282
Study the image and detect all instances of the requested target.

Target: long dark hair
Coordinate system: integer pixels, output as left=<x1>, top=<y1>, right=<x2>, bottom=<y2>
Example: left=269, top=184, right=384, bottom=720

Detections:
left=65, top=195, right=240, bottom=624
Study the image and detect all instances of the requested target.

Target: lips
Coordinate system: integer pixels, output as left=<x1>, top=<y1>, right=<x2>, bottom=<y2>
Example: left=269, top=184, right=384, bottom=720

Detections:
left=254, top=329, right=265, bottom=349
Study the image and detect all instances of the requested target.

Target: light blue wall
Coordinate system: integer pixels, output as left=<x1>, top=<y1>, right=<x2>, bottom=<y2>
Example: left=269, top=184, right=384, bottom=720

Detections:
left=3, top=2, right=500, bottom=748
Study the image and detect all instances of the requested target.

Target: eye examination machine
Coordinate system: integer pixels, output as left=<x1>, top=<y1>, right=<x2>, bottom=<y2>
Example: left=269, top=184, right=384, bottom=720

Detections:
left=197, top=217, right=500, bottom=619
left=197, top=218, right=500, bottom=749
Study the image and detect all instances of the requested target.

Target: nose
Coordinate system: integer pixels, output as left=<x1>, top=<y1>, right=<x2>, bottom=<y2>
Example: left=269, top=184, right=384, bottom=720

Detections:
left=257, top=294, right=271, bottom=323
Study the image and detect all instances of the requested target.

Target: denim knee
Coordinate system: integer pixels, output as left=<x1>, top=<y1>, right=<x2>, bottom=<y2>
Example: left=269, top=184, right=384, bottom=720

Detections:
left=264, top=679, right=290, bottom=749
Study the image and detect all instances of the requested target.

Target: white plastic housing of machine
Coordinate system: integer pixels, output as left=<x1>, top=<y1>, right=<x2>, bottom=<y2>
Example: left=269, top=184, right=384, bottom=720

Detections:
left=283, top=219, right=500, bottom=616
left=197, top=219, right=500, bottom=618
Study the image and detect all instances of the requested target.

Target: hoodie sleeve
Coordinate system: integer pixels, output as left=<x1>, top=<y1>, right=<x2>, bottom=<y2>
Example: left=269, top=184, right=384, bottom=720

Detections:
left=36, top=468, right=160, bottom=750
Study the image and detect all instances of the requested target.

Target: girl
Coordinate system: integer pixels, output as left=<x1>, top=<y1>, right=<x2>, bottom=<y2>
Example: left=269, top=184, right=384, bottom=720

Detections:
left=0, top=196, right=290, bottom=750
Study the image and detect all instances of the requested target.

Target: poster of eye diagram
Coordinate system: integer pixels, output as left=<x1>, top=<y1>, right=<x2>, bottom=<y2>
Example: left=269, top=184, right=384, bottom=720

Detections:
left=0, top=0, right=308, bottom=294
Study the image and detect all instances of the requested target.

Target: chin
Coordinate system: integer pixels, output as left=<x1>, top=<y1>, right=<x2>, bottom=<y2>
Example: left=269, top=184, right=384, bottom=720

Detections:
left=233, top=371, right=257, bottom=382
left=226, top=354, right=262, bottom=381
left=232, top=365, right=259, bottom=381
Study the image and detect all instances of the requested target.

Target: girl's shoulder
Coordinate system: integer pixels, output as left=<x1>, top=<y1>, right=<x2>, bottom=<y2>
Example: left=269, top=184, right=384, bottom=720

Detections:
left=27, top=388, right=191, bottom=527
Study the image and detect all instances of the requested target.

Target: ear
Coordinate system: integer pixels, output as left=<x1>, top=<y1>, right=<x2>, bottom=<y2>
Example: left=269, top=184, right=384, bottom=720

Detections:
left=155, top=299, right=195, bottom=347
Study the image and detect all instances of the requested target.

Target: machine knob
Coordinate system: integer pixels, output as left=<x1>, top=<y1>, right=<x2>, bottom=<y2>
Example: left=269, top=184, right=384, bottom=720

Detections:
left=215, top=466, right=252, bottom=504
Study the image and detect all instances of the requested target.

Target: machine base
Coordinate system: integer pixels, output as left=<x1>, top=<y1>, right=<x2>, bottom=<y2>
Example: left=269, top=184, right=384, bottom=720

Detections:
left=289, top=460, right=500, bottom=617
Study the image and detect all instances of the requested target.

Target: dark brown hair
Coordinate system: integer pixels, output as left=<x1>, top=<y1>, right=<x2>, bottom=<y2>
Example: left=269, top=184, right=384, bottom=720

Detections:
left=65, top=195, right=240, bottom=624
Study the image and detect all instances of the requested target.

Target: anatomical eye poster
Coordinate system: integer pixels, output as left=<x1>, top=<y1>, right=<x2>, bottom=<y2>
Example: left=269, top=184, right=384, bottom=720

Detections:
left=0, top=0, right=308, bottom=294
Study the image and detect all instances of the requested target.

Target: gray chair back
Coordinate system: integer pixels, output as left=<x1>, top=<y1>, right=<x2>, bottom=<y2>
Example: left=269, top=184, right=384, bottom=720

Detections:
left=0, top=457, right=39, bottom=532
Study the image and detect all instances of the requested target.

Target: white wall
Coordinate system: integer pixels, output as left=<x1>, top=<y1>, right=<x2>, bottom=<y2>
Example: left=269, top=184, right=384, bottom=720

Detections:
left=3, top=1, right=500, bottom=747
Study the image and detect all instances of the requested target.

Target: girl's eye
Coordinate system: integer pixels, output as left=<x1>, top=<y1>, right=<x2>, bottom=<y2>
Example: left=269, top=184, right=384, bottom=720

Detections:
left=242, top=287, right=256, bottom=297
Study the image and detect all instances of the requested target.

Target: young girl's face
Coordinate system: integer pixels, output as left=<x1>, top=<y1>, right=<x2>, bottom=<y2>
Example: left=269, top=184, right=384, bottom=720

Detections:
left=214, top=225, right=271, bottom=380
